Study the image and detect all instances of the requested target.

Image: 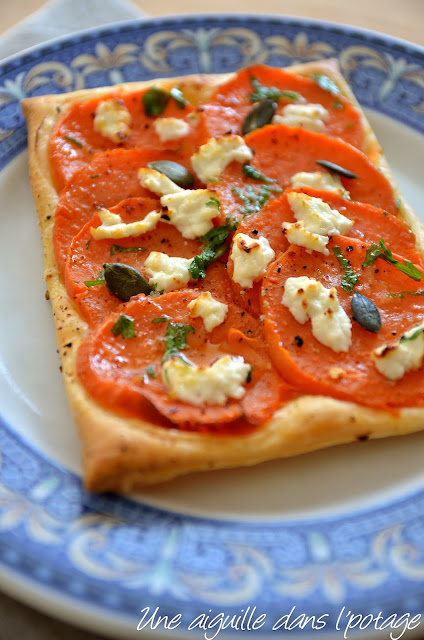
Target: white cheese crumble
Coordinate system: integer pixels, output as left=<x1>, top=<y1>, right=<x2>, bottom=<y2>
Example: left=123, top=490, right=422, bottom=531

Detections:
left=282, top=192, right=353, bottom=255
left=290, top=171, right=349, bottom=198
left=90, top=208, right=161, bottom=240
left=144, top=252, right=193, bottom=293
left=93, top=99, right=131, bottom=143
left=138, top=167, right=183, bottom=196
left=282, top=221, right=329, bottom=255
left=160, top=190, right=217, bottom=239
left=230, top=233, right=275, bottom=289
left=162, top=355, right=251, bottom=406
left=191, top=135, right=253, bottom=183
left=187, top=292, right=228, bottom=332
left=282, top=276, right=352, bottom=352
left=153, top=117, right=190, bottom=142
left=372, top=322, right=424, bottom=381
left=272, top=103, right=329, bottom=133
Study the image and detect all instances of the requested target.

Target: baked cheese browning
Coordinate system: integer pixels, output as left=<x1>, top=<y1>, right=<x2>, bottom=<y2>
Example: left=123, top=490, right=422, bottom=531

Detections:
left=76, top=289, right=287, bottom=428
left=201, top=64, right=364, bottom=148
left=262, top=236, right=424, bottom=409
left=210, top=124, right=399, bottom=227
left=48, top=86, right=208, bottom=190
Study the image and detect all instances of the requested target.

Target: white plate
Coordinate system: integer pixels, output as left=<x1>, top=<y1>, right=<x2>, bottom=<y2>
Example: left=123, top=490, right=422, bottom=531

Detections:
left=1, top=14, right=424, bottom=639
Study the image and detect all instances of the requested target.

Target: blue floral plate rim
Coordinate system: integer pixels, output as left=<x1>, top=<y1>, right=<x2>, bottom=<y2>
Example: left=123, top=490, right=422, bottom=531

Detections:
left=1, top=13, right=424, bottom=638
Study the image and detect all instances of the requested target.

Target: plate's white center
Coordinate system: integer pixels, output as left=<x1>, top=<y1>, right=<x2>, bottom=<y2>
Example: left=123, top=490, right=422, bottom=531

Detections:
left=1, top=110, right=424, bottom=521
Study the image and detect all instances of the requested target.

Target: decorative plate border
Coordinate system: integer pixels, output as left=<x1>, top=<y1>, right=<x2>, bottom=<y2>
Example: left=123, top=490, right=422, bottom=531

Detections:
left=1, top=14, right=424, bottom=636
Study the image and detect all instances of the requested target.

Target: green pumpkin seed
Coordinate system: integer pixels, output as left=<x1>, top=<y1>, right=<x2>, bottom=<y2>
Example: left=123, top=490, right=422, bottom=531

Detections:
left=242, top=99, right=277, bottom=136
left=147, top=160, right=194, bottom=188
left=103, top=263, right=152, bottom=301
left=142, top=86, right=170, bottom=117
left=351, top=291, right=381, bottom=333
left=316, top=160, right=359, bottom=180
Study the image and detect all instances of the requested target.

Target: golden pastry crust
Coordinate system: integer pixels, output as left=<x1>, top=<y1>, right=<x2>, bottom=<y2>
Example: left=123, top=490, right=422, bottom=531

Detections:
left=21, top=61, right=424, bottom=493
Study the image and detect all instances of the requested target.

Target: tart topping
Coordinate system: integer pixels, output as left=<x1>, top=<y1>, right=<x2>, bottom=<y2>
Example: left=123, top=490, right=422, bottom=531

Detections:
left=372, top=322, right=424, bottom=380
left=162, top=355, right=251, bottom=406
left=290, top=171, right=348, bottom=197
left=93, top=98, right=131, bottom=142
left=230, top=233, right=275, bottom=289
left=138, top=167, right=184, bottom=195
left=90, top=207, right=161, bottom=240
left=282, top=191, right=353, bottom=255
left=146, top=161, right=195, bottom=189
left=153, top=117, right=190, bottom=142
left=187, top=292, right=229, bottom=332
left=144, top=252, right=193, bottom=293
left=160, top=190, right=218, bottom=239
left=191, top=135, right=253, bottom=183
left=272, top=103, right=330, bottom=133
left=282, top=276, right=352, bottom=352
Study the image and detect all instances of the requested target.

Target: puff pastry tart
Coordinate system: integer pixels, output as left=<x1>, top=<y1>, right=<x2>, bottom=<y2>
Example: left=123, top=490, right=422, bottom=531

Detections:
left=22, top=60, right=424, bottom=492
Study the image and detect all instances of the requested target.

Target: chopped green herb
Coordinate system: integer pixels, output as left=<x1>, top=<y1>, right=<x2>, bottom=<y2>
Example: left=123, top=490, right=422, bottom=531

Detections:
left=64, top=134, right=83, bottom=148
left=232, top=184, right=282, bottom=215
left=145, top=366, right=155, bottom=379
left=333, top=99, right=345, bottom=110
left=382, top=210, right=389, bottom=217
left=332, top=246, right=359, bottom=293
left=249, top=76, right=304, bottom=103
left=242, top=164, right=276, bottom=183
left=85, top=238, right=91, bottom=250
left=111, top=314, right=136, bottom=339
left=208, top=177, right=221, bottom=183
left=170, top=86, right=187, bottom=109
left=205, top=196, right=220, bottom=209
left=84, top=269, right=106, bottom=287
left=110, top=244, right=146, bottom=256
left=189, top=219, right=237, bottom=280
left=396, top=198, right=402, bottom=210
left=90, top=174, right=100, bottom=179
left=152, top=317, right=169, bottom=323
left=400, top=326, right=424, bottom=343
left=388, top=290, right=424, bottom=299
left=310, top=74, right=340, bottom=95
left=362, top=239, right=423, bottom=281
left=162, top=322, right=195, bottom=362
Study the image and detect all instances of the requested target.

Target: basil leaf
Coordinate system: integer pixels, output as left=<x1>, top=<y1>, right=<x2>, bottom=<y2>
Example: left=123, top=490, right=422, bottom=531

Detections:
left=232, top=184, right=282, bottom=215
left=163, top=322, right=195, bottom=362
left=400, top=326, right=424, bottom=343
left=362, top=239, right=423, bottom=281
left=111, top=314, right=136, bottom=339
left=84, top=269, right=106, bottom=287
left=64, top=134, right=83, bottom=148
left=145, top=366, right=155, bottom=379
left=388, top=290, right=424, bottom=299
left=249, top=76, right=304, bottom=103
left=205, top=197, right=220, bottom=209
left=242, top=164, right=277, bottom=183
left=332, top=246, right=359, bottom=293
left=152, top=317, right=169, bottom=323
left=142, top=86, right=170, bottom=116
left=310, top=74, right=341, bottom=95
left=110, top=244, right=146, bottom=256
